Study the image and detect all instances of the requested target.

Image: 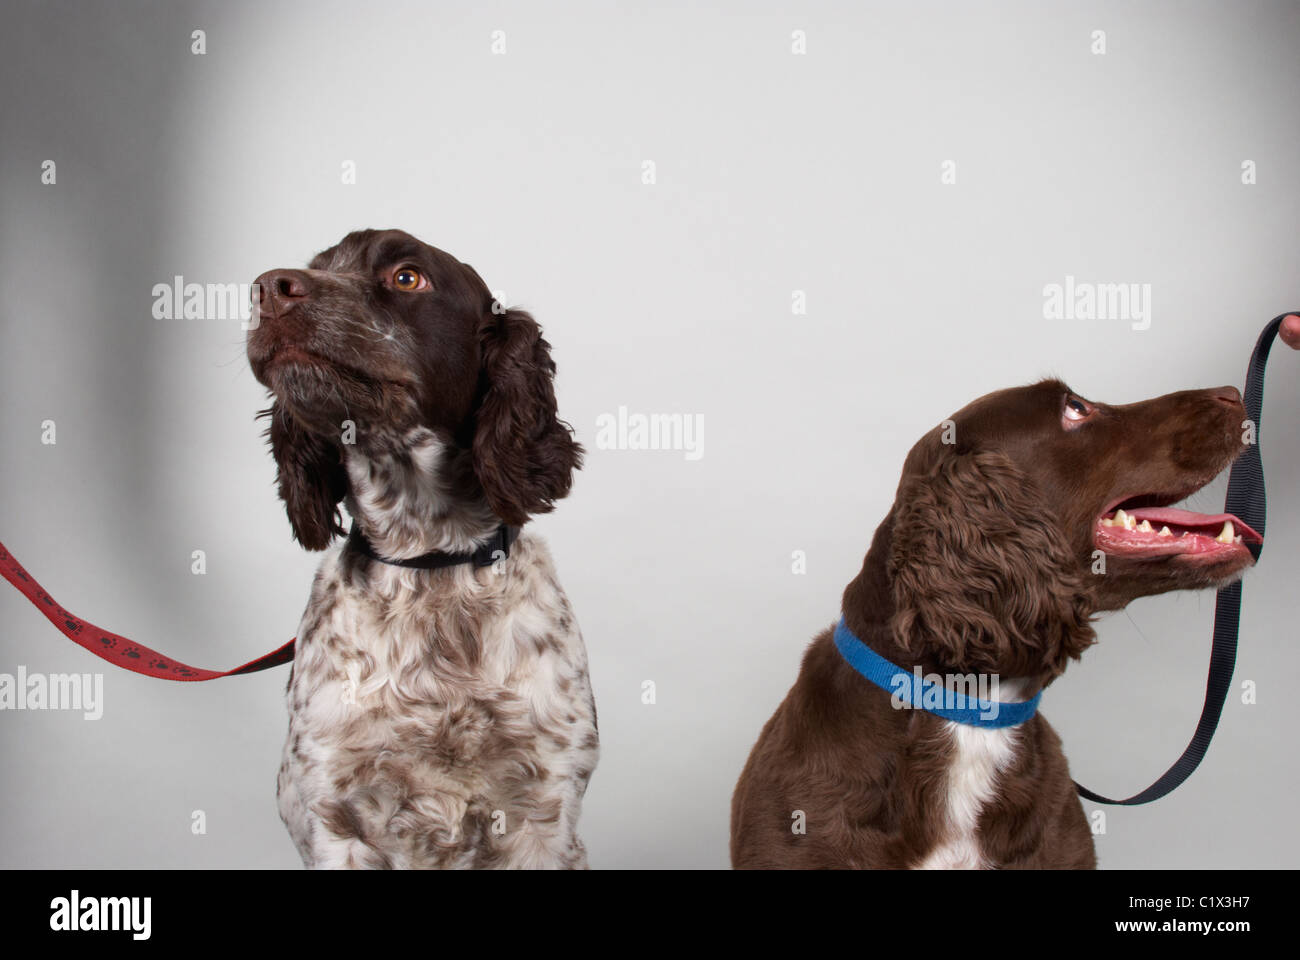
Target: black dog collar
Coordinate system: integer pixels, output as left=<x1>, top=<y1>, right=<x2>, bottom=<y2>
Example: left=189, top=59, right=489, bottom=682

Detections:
left=347, top=523, right=520, bottom=570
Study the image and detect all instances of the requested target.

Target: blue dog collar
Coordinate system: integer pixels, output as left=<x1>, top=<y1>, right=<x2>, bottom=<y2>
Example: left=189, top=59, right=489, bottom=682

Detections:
left=832, top=617, right=1041, bottom=729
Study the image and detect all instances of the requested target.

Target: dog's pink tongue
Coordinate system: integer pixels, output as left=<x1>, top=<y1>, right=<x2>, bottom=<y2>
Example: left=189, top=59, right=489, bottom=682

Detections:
left=1127, top=507, right=1263, bottom=543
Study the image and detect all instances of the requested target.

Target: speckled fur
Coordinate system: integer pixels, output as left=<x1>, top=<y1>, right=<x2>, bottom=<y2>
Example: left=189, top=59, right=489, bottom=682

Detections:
left=277, top=430, right=598, bottom=869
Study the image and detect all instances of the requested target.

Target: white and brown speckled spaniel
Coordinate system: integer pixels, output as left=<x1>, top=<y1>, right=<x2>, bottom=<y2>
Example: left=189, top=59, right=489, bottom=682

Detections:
left=246, top=229, right=596, bottom=869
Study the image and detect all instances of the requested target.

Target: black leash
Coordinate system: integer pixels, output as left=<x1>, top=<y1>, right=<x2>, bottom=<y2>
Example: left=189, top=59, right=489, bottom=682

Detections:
left=1075, top=312, right=1292, bottom=805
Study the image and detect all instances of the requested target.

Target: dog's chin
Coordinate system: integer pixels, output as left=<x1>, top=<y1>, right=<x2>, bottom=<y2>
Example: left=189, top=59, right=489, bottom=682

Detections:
left=268, top=360, right=419, bottom=438
left=1087, top=551, right=1254, bottom=611
left=1166, top=549, right=1256, bottom=593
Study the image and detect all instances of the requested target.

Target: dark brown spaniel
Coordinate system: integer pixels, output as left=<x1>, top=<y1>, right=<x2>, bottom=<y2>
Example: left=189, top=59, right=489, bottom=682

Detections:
left=731, top=379, right=1258, bottom=869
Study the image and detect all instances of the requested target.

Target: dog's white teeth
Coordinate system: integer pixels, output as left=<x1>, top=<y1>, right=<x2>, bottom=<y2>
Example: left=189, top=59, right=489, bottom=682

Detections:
left=1137, top=520, right=1153, bottom=533
left=1113, top=509, right=1136, bottom=530
left=1216, top=521, right=1235, bottom=544
left=1100, top=517, right=1116, bottom=527
left=1158, top=525, right=1173, bottom=537
left=1234, top=535, right=1243, bottom=544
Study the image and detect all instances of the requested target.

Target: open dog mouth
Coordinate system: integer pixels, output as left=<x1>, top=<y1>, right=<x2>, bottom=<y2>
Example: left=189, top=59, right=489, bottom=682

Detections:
left=1094, top=488, right=1262, bottom=559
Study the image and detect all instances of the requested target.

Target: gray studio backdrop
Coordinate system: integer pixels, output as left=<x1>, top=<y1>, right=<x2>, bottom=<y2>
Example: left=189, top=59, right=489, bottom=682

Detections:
left=2, top=0, right=1298, bottom=869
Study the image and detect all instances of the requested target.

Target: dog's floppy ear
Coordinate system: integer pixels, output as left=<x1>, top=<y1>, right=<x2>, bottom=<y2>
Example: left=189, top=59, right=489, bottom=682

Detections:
left=888, top=448, right=1095, bottom=678
left=259, top=402, right=347, bottom=550
left=473, top=308, right=583, bottom=526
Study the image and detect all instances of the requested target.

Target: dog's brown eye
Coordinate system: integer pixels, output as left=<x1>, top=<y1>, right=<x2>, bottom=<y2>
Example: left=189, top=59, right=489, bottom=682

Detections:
left=1063, top=395, right=1091, bottom=426
left=392, top=268, right=426, bottom=291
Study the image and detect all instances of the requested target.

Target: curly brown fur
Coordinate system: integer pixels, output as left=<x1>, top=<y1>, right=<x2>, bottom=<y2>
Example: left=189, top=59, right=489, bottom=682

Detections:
left=474, top=308, right=583, bottom=526
left=258, top=403, right=348, bottom=551
left=889, top=449, right=1096, bottom=681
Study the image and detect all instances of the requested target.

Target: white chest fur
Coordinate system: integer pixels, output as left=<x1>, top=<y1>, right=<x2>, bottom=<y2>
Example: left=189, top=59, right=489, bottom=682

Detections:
left=914, top=722, right=1019, bottom=870
left=277, top=533, right=598, bottom=869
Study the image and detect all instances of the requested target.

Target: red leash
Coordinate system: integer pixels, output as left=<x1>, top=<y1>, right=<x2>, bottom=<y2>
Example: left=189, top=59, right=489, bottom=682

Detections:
left=0, top=539, right=294, bottom=681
